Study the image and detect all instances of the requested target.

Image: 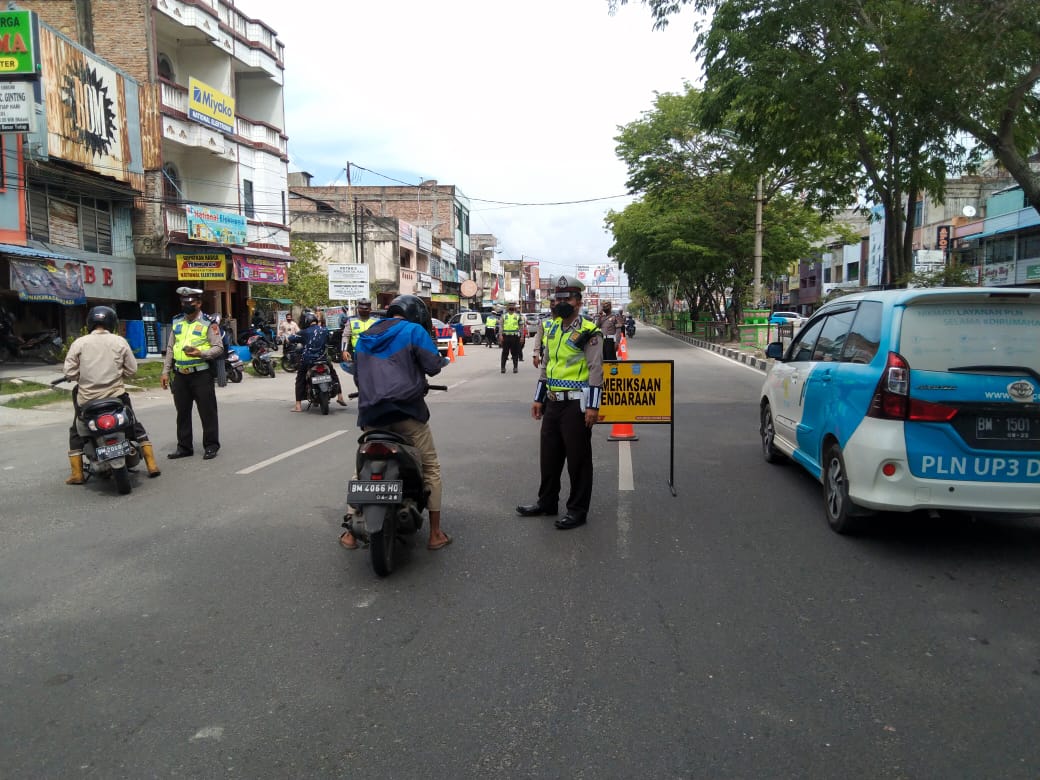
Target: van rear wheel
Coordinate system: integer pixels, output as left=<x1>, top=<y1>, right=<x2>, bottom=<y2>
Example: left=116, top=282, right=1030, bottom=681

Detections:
left=822, top=442, right=866, bottom=534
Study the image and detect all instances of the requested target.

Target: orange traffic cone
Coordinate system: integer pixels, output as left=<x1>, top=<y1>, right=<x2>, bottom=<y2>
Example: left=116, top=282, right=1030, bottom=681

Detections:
left=448, top=341, right=456, bottom=362
left=617, top=333, right=628, bottom=360
left=457, top=337, right=465, bottom=357
left=608, top=421, right=638, bottom=441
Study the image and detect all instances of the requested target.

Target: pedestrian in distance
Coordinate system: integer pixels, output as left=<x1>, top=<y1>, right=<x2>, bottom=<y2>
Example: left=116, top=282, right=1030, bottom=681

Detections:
left=516, top=275, right=603, bottom=530
left=340, top=298, right=380, bottom=372
left=62, top=305, right=161, bottom=484
left=288, top=311, right=347, bottom=411
left=277, top=312, right=299, bottom=344
left=497, top=301, right=526, bottom=373
left=160, top=287, right=224, bottom=460
left=596, top=300, right=622, bottom=361
left=339, top=294, right=452, bottom=552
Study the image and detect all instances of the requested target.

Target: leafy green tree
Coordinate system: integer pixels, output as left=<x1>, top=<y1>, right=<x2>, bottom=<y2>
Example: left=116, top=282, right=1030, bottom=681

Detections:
left=251, top=238, right=330, bottom=310
left=608, top=85, right=826, bottom=326
left=609, top=0, right=1040, bottom=285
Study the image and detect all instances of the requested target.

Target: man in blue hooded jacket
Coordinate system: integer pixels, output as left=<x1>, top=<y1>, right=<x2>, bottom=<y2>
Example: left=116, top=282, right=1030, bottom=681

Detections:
left=339, top=294, right=452, bottom=552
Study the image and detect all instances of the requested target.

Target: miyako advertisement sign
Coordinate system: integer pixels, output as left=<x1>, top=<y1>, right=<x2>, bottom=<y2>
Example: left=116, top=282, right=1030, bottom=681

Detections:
left=0, top=11, right=39, bottom=76
left=188, top=77, right=235, bottom=134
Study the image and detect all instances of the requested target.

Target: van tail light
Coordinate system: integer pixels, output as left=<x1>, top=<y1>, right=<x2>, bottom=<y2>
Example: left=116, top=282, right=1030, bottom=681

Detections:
left=868, top=352, right=958, bottom=422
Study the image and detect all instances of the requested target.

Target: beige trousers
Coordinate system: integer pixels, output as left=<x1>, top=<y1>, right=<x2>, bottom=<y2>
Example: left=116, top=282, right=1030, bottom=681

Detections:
left=355, top=417, right=443, bottom=512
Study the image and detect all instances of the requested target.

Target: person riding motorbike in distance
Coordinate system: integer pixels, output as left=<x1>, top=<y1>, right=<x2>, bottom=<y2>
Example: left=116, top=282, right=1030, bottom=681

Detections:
left=288, top=311, right=347, bottom=411
left=62, top=305, right=161, bottom=483
left=340, top=294, right=451, bottom=552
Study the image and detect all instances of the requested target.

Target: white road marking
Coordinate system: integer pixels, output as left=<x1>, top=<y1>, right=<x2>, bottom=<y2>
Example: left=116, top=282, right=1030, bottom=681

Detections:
left=618, top=440, right=634, bottom=491
left=189, top=726, right=224, bottom=742
left=237, top=430, right=350, bottom=474
left=701, top=347, right=766, bottom=374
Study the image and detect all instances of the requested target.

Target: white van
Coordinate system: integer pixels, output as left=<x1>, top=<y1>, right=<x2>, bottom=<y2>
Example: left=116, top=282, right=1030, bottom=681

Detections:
left=448, top=311, right=486, bottom=344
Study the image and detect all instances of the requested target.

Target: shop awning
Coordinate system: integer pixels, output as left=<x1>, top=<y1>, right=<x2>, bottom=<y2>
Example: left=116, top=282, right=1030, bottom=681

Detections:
left=229, top=247, right=295, bottom=262
left=0, top=242, right=85, bottom=264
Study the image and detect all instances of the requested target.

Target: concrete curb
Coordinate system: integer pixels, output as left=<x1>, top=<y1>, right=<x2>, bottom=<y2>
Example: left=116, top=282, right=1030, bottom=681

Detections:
left=652, top=327, right=771, bottom=372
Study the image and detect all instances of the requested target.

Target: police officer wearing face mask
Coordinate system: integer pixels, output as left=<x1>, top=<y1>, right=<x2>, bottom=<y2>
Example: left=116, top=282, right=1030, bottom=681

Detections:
left=160, top=287, right=224, bottom=459
left=516, top=275, right=603, bottom=530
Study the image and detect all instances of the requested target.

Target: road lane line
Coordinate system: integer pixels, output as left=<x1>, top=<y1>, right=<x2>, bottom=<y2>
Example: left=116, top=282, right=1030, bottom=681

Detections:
left=618, top=440, right=634, bottom=491
left=237, top=430, right=350, bottom=475
left=617, top=441, right=633, bottom=558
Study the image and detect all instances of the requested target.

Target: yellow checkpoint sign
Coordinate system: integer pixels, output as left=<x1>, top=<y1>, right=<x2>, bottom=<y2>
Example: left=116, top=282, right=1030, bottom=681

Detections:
left=598, top=360, right=673, bottom=424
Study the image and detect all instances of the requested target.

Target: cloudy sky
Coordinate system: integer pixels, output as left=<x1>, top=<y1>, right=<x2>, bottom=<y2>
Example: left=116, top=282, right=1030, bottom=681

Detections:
left=238, top=0, right=702, bottom=277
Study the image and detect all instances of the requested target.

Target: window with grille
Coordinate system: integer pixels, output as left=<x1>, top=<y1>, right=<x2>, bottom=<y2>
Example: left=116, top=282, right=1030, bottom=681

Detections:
left=26, top=185, right=113, bottom=255
left=243, top=179, right=255, bottom=219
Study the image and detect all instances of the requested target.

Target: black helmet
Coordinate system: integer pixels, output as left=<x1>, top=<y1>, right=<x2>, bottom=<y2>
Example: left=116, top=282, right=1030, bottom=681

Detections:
left=387, top=294, right=432, bottom=336
left=299, top=312, right=318, bottom=328
left=87, top=305, right=117, bottom=332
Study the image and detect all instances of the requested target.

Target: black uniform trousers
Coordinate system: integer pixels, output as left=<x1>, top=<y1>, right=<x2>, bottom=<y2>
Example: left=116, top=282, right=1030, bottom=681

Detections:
left=501, top=335, right=522, bottom=370
left=485, top=326, right=497, bottom=347
left=538, top=399, right=593, bottom=518
left=602, top=337, right=618, bottom=361
left=69, top=387, right=149, bottom=450
left=171, top=369, right=219, bottom=452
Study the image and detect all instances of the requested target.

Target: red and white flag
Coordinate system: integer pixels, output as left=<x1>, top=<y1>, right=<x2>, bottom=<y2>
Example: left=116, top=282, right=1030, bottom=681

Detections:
left=491, top=278, right=499, bottom=300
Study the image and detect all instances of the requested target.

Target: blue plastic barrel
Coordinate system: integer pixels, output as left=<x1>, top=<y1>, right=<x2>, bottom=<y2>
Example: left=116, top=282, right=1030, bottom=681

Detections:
left=234, top=345, right=251, bottom=363
left=125, top=320, right=147, bottom=358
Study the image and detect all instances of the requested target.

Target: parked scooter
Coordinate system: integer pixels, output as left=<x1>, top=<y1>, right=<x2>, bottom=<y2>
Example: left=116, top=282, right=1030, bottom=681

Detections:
left=246, top=334, right=276, bottom=377
left=281, top=341, right=302, bottom=373
left=0, top=327, right=63, bottom=363
left=224, top=348, right=245, bottom=384
left=52, top=378, right=143, bottom=495
left=344, top=385, right=448, bottom=577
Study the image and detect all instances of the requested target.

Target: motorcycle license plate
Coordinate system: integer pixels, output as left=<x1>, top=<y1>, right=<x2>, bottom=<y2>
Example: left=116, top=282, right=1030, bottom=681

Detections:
left=95, top=441, right=129, bottom=460
left=311, top=374, right=332, bottom=385
left=348, top=480, right=403, bottom=503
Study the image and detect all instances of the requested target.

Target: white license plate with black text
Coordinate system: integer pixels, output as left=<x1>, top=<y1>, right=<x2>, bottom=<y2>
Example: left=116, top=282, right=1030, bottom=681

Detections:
left=348, top=480, right=403, bottom=503
left=311, top=375, right=332, bottom=384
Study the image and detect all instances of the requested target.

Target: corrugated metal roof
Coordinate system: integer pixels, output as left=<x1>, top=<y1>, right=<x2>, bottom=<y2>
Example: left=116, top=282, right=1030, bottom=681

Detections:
left=0, top=243, right=82, bottom=263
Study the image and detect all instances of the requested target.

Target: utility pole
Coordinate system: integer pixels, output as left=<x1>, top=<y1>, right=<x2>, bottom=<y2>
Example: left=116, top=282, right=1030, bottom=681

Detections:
left=346, top=162, right=359, bottom=265
left=754, top=174, right=763, bottom=308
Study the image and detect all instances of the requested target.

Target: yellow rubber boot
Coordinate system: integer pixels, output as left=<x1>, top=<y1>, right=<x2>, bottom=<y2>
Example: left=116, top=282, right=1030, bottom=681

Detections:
left=65, top=451, right=85, bottom=485
left=140, top=441, right=162, bottom=478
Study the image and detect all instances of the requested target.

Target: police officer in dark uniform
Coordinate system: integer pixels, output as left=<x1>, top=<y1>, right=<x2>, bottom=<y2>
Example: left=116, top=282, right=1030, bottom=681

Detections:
left=160, top=287, right=224, bottom=459
left=516, top=275, right=603, bottom=530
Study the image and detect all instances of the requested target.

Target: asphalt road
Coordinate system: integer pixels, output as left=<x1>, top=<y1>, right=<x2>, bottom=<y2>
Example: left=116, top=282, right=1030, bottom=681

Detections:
left=2, top=328, right=1039, bottom=778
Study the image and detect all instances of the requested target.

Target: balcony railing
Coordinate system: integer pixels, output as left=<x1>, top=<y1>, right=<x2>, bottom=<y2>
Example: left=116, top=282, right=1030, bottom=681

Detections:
left=235, top=115, right=287, bottom=156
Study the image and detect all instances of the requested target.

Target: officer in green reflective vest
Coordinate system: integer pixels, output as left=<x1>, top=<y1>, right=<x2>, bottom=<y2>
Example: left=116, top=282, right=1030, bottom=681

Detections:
left=484, top=310, right=499, bottom=348
left=516, top=275, right=603, bottom=530
left=340, top=298, right=380, bottom=370
left=496, top=301, right=526, bottom=373
left=160, top=287, right=224, bottom=460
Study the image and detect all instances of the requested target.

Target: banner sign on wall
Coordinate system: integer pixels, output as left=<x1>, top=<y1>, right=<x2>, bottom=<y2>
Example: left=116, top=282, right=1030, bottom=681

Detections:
left=176, top=253, right=227, bottom=281
left=233, top=257, right=287, bottom=284
left=10, top=259, right=86, bottom=305
left=188, top=77, right=235, bottom=134
left=185, top=205, right=246, bottom=246
left=327, top=263, right=368, bottom=299
left=0, top=11, right=40, bottom=76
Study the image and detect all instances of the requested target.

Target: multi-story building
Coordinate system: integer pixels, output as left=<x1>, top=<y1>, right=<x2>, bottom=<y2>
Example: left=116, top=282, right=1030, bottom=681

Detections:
left=0, top=10, right=145, bottom=338
left=289, top=176, right=472, bottom=321
left=18, top=0, right=292, bottom=338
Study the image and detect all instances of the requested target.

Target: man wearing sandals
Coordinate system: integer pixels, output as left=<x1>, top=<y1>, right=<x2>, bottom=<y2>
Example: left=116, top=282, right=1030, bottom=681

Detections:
left=339, top=294, right=452, bottom=552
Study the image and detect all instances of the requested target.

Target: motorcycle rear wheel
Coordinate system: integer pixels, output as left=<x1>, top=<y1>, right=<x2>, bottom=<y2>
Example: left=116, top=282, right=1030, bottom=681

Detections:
left=369, top=507, right=396, bottom=577
left=113, top=465, right=132, bottom=495
left=228, top=367, right=243, bottom=383
left=252, top=357, right=270, bottom=377
left=318, top=388, right=330, bottom=415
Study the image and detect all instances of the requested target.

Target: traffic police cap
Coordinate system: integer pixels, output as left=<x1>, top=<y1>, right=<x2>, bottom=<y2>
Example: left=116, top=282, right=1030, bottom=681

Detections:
left=357, top=298, right=372, bottom=306
left=552, top=274, right=584, bottom=299
left=176, top=286, right=203, bottom=300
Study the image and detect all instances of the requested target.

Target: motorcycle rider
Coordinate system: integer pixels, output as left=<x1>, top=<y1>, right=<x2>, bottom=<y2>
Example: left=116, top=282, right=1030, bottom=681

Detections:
left=62, top=305, right=161, bottom=484
left=288, top=311, right=347, bottom=411
left=340, top=294, right=451, bottom=552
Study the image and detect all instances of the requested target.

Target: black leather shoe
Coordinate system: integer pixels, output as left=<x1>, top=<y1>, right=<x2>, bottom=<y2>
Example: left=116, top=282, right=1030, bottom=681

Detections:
left=167, top=449, right=193, bottom=459
left=555, top=513, right=587, bottom=530
left=203, top=448, right=219, bottom=460
left=512, top=366, right=518, bottom=373
left=516, top=503, right=558, bottom=517
left=501, top=368, right=506, bottom=373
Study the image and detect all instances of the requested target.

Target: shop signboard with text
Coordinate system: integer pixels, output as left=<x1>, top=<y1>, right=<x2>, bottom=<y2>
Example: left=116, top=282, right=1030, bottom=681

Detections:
left=0, top=11, right=40, bottom=76
left=233, top=256, right=287, bottom=284
left=328, top=263, right=368, bottom=299
left=176, top=253, right=227, bottom=281
left=188, top=77, right=235, bottom=134
left=185, top=205, right=246, bottom=246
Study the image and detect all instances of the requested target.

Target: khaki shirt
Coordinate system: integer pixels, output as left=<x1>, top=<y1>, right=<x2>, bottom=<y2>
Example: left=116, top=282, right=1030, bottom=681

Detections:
left=596, top=311, right=622, bottom=339
left=278, top=319, right=299, bottom=341
left=63, top=330, right=137, bottom=403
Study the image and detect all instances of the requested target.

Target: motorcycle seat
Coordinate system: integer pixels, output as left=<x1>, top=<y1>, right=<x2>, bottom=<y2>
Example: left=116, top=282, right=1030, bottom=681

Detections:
left=358, top=429, right=411, bottom=446
left=80, top=397, right=127, bottom=416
